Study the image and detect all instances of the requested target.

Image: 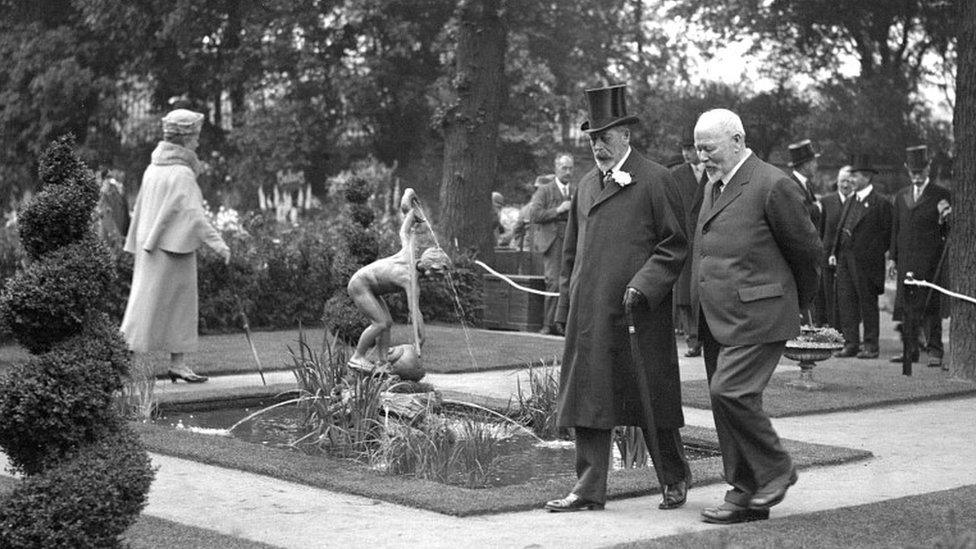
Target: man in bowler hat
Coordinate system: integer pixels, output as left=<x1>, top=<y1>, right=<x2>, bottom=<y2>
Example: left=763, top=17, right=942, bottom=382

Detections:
left=545, top=84, right=692, bottom=512
left=787, top=139, right=823, bottom=325
left=830, top=154, right=892, bottom=359
left=888, top=145, right=951, bottom=367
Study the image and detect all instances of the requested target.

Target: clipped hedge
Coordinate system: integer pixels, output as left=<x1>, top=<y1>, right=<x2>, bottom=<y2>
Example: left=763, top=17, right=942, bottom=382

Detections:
left=0, top=237, right=115, bottom=353
left=17, top=183, right=99, bottom=260
left=0, top=427, right=155, bottom=549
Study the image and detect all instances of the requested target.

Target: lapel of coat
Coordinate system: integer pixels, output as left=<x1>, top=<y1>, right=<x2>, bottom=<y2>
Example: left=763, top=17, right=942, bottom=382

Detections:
left=586, top=153, right=636, bottom=216
left=700, top=153, right=753, bottom=227
left=903, top=189, right=916, bottom=210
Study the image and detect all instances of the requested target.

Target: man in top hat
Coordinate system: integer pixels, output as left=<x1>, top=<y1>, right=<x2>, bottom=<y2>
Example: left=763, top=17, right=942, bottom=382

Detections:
left=830, top=154, right=892, bottom=359
left=817, top=166, right=855, bottom=327
left=670, top=124, right=709, bottom=357
left=887, top=145, right=951, bottom=367
left=691, top=109, right=821, bottom=524
left=528, top=152, right=575, bottom=335
left=546, top=84, right=692, bottom=513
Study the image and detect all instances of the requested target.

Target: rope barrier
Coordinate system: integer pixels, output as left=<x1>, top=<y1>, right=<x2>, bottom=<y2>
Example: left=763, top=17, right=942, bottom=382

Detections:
left=473, top=260, right=560, bottom=297
left=903, top=273, right=976, bottom=306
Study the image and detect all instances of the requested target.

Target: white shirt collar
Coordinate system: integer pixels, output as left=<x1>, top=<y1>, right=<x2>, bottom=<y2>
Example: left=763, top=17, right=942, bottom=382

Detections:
left=913, top=179, right=929, bottom=197
left=856, top=184, right=873, bottom=201
left=608, top=146, right=632, bottom=174
left=555, top=177, right=569, bottom=193
left=720, top=149, right=752, bottom=185
left=839, top=191, right=850, bottom=203
left=792, top=170, right=808, bottom=188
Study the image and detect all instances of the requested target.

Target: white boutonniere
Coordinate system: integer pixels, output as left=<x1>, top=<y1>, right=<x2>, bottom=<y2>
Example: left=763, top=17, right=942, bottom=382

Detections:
left=611, top=170, right=633, bottom=187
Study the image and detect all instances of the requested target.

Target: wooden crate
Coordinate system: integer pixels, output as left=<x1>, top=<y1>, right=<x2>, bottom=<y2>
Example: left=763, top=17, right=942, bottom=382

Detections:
left=491, top=248, right=544, bottom=276
left=481, top=274, right=546, bottom=332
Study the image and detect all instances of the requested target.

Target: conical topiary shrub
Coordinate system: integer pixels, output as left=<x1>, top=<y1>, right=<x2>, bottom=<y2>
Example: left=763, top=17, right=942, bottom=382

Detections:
left=0, top=135, right=154, bottom=548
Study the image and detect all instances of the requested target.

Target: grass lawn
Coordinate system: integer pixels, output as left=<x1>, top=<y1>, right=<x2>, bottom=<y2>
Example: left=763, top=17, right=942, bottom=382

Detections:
left=615, top=484, right=976, bottom=549
left=132, top=422, right=870, bottom=517
left=682, top=357, right=976, bottom=417
left=0, top=323, right=564, bottom=377
left=0, top=475, right=276, bottom=549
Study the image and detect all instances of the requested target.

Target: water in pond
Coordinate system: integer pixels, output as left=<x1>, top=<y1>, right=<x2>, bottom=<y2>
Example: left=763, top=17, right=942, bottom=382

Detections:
left=156, top=403, right=720, bottom=488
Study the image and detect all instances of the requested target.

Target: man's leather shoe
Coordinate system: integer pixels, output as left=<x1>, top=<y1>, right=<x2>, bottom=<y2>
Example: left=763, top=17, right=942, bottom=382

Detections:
left=749, top=468, right=798, bottom=509
left=684, top=345, right=702, bottom=358
left=890, top=354, right=918, bottom=363
left=544, top=493, right=604, bottom=512
left=701, top=502, right=770, bottom=524
left=659, top=478, right=690, bottom=510
left=834, top=346, right=859, bottom=358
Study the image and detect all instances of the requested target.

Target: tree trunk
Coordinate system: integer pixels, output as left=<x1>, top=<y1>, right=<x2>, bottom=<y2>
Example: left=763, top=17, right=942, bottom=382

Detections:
left=948, top=0, right=976, bottom=381
left=437, top=0, right=506, bottom=260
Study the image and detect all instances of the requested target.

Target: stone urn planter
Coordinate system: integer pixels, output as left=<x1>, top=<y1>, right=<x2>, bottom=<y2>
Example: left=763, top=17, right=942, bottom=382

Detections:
left=783, top=327, right=844, bottom=391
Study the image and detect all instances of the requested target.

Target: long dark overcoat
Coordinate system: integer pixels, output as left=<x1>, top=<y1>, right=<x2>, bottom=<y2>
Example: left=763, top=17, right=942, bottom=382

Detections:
left=669, top=162, right=706, bottom=307
left=555, top=151, right=688, bottom=430
left=889, top=182, right=951, bottom=319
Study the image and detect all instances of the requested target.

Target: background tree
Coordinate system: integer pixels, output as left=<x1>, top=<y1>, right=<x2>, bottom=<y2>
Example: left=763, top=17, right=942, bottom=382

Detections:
left=436, top=0, right=506, bottom=258
left=948, top=0, right=974, bottom=381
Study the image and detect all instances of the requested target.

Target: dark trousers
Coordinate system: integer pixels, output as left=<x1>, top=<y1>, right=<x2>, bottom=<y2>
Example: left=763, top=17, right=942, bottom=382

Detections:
left=836, top=250, right=880, bottom=351
left=675, top=304, right=699, bottom=348
left=813, top=263, right=836, bottom=327
left=902, top=286, right=944, bottom=358
left=699, top=312, right=792, bottom=505
left=541, top=238, right=563, bottom=329
left=571, top=426, right=690, bottom=503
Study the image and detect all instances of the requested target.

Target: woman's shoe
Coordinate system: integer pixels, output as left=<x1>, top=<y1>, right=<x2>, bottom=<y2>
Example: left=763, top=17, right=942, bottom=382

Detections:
left=167, top=369, right=208, bottom=383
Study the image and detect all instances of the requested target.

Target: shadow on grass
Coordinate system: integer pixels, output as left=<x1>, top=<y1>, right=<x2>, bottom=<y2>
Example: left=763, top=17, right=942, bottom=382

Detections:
left=132, top=423, right=871, bottom=517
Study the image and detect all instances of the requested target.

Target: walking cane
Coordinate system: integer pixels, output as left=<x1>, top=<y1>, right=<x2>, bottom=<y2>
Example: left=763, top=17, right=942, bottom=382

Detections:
left=625, top=301, right=666, bottom=484
left=234, top=293, right=268, bottom=387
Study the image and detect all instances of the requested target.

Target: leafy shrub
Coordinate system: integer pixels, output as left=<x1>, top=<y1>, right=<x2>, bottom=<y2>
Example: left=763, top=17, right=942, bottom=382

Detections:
left=322, top=292, right=369, bottom=345
left=17, top=183, right=99, bottom=260
left=0, top=352, right=123, bottom=474
left=0, top=427, right=154, bottom=549
left=0, top=237, right=116, bottom=353
left=36, top=134, right=98, bottom=191
left=54, top=313, right=131, bottom=381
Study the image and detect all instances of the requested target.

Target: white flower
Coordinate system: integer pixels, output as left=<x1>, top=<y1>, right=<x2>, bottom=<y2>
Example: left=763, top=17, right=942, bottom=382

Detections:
left=611, top=170, right=633, bottom=187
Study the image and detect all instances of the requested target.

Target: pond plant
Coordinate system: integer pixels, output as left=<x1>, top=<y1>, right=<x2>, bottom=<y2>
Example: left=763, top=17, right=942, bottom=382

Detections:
left=0, top=136, right=154, bottom=547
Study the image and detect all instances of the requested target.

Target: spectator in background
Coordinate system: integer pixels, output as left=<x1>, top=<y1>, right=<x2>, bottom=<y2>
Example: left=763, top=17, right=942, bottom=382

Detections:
left=670, top=124, right=708, bottom=357
left=121, top=109, right=231, bottom=384
left=888, top=145, right=951, bottom=368
left=95, top=168, right=130, bottom=249
left=816, top=166, right=854, bottom=328
left=528, top=152, right=575, bottom=335
left=787, top=139, right=822, bottom=325
left=830, top=154, right=892, bottom=359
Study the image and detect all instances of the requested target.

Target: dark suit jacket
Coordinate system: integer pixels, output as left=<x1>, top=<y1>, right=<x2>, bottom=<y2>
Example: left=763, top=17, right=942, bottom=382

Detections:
left=790, top=172, right=822, bottom=233
left=691, top=153, right=822, bottom=345
left=669, top=162, right=707, bottom=306
left=555, top=150, right=687, bottom=429
left=831, top=188, right=893, bottom=294
left=890, top=182, right=950, bottom=316
left=528, top=176, right=572, bottom=254
left=819, top=192, right=846, bottom=251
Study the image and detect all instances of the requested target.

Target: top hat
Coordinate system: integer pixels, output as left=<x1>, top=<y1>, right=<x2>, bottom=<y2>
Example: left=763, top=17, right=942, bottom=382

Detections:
left=848, top=153, right=877, bottom=174
left=580, top=85, right=640, bottom=134
left=680, top=123, right=696, bottom=148
left=905, top=145, right=929, bottom=171
left=787, top=139, right=820, bottom=167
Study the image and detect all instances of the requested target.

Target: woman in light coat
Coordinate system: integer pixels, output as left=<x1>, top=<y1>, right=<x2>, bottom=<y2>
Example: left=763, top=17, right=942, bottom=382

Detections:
left=121, top=109, right=230, bottom=383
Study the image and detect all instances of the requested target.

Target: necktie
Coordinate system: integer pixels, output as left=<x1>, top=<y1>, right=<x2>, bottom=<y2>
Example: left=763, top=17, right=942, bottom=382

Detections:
left=602, top=171, right=613, bottom=190
left=914, top=186, right=922, bottom=202
left=710, top=180, right=723, bottom=205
